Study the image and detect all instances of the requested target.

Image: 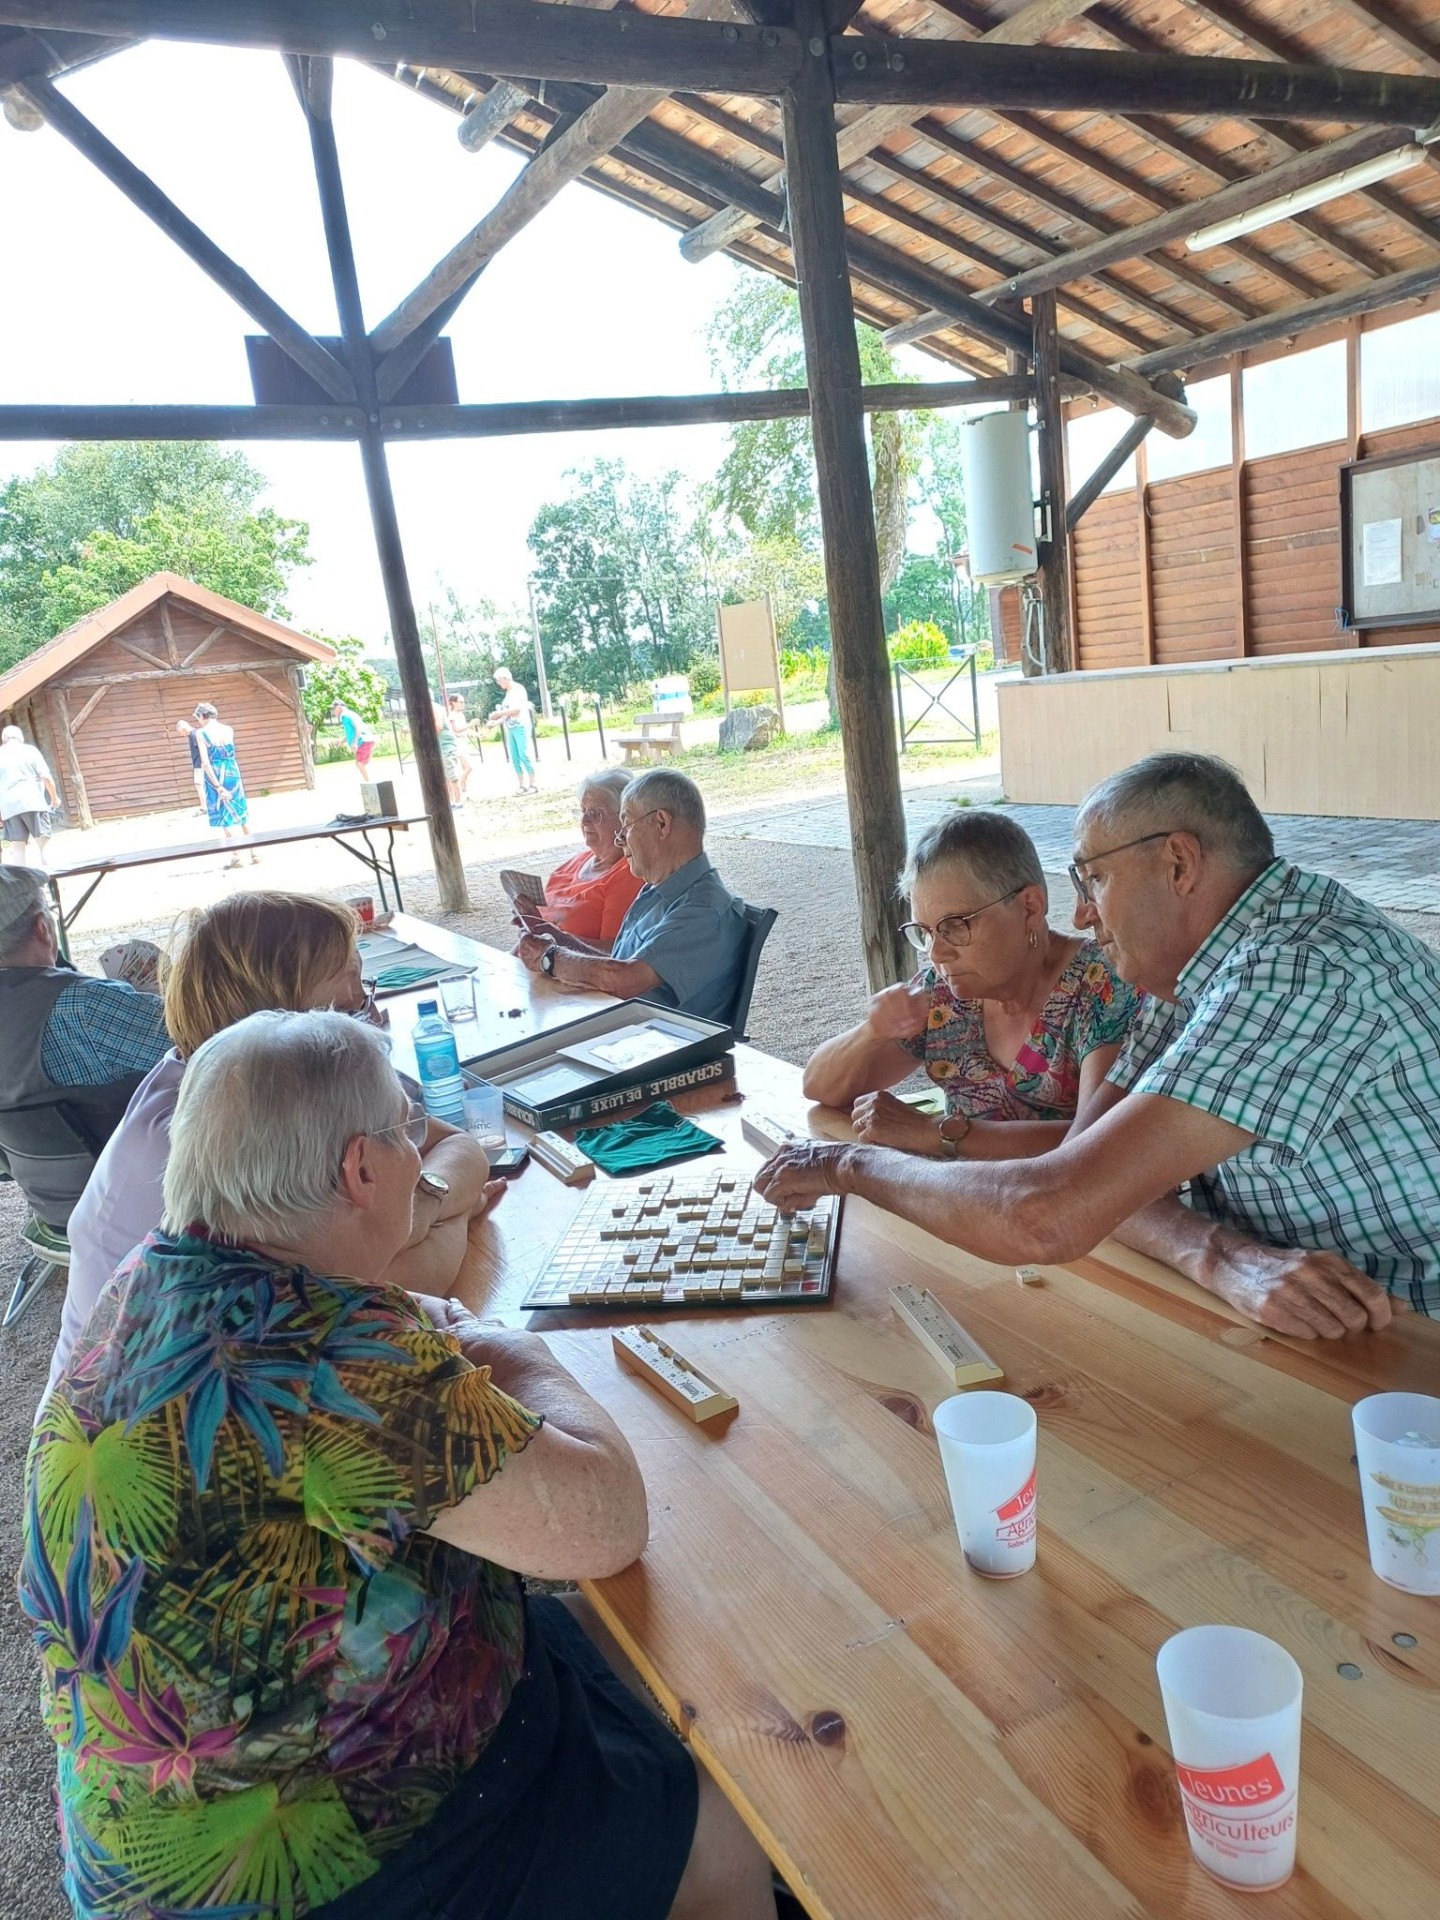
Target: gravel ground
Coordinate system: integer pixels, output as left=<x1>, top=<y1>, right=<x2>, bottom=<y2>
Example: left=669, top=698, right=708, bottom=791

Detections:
left=2, top=834, right=1436, bottom=1918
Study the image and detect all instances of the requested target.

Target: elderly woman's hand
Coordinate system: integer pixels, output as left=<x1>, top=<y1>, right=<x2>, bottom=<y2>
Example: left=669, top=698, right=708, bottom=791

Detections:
left=865, top=982, right=931, bottom=1043
left=852, top=1089, right=949, bottom=1156
left=753, top=1140, right=861, bottom=1212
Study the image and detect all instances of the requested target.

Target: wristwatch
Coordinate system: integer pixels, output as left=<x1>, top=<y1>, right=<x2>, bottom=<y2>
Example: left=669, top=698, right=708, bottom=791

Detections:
left=935, top=1111, right=972, bottom=1159
left=416, top=1171, right=450, bottom=1201
left=540, top=944, right=558, bottom=976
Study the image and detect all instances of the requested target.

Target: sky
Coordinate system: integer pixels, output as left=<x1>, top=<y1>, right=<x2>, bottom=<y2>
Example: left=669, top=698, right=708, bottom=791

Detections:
left=0, top=41, right=954, bottom=642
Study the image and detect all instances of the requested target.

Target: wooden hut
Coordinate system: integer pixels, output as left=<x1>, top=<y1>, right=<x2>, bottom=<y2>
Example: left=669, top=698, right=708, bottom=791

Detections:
left=0, top=574, right=334, bottom=827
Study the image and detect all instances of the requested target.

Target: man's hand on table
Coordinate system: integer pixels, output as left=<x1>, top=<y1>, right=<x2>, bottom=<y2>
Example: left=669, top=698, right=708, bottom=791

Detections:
left=753, top=1139, right=866, bottom=1211
left=515, top=931, right=555, bottom=974
left=1205, top=1239, right=1396, bottom=1339
left=851, top=1088, right=948, bottom=1156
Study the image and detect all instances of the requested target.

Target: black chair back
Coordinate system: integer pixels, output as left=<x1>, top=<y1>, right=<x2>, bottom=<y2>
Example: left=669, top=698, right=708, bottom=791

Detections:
left=728, top=904, right=778, bottom=1041
left=0, top=1100, right=104, bottom=1163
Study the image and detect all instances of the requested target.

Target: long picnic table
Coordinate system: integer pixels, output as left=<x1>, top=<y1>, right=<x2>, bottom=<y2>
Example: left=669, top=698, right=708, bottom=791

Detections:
left=412, top=919, right=1440, bottom=1919
left=44, top=813, right=425, bottom=959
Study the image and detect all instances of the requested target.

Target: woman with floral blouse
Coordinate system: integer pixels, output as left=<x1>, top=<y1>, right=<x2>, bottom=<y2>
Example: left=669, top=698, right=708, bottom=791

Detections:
left=805, top=810, right=1140, bottom=1159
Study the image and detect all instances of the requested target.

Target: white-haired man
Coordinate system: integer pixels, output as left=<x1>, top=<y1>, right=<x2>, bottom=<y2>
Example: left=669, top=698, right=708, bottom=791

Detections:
left=0, top=724, right=59, bottom=868
left=516, top=768, right=749, bottom=1024
left=0, top=865, right=169, bottom=1228
left=759, top=752, right=1440, bottom=1338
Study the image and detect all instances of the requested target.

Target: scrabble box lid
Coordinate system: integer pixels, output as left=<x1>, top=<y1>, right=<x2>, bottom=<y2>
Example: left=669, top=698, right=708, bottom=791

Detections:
left=458, top=999, right=734, bottom=1131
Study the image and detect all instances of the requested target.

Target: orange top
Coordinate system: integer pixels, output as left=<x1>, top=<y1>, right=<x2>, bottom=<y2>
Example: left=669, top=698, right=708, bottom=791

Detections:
left=544, top=847, right=645, bottom=949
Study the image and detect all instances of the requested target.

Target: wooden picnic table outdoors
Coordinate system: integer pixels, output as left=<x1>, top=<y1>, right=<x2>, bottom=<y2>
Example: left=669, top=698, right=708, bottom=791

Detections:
left=45, top=813, right=426, bottom=960
left=407, top=917, right=1440, bottom=1920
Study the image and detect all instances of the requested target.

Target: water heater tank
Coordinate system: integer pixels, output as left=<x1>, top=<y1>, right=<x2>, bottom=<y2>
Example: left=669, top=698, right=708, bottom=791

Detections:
left=959, top=412, right=1037, bottom=584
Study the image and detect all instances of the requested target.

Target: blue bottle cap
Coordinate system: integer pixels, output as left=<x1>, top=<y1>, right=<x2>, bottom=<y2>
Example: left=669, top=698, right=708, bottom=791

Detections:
left=416, top=1000, right=438, bottom=1016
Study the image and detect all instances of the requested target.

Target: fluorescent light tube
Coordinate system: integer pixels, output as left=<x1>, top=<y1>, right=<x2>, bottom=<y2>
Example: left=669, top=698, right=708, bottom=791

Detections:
left=1186, top=144, right=1427, bottom=252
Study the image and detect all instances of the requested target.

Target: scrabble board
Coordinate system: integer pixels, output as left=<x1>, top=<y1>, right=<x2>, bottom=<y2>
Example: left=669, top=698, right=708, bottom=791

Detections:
left=520, top=1168, right=841, bottom=1311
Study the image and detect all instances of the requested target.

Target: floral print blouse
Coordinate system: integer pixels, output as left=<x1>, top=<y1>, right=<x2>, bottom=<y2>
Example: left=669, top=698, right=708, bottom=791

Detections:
left=20, top=1229, right=541, bottom=1920
left=898, top=937, right=1141, bottom=1122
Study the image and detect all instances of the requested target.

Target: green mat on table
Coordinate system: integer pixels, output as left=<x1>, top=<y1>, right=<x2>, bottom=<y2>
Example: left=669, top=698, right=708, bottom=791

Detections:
left=575, top=1101, right=724, bottom=1177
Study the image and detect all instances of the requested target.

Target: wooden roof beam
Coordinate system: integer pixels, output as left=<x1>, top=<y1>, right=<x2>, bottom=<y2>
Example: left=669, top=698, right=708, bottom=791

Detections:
left=956, top=127, right=1415, bottom=308
left=1131, top=255, right=1440, bottom=376
left=0, top=0, right=801, bottom=91
left=678, top=0, right=1096, bottom=263
left=833, top=40, right=1440, bottom=125
left=16, top=70, right=356, bottom=403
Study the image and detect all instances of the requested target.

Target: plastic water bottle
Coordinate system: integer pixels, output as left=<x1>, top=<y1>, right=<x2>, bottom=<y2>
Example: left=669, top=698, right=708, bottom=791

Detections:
left=412, top=1001, right=465, bottom=1125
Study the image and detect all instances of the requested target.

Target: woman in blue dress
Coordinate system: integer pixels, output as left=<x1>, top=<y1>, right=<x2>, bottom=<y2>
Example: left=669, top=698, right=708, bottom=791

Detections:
left=192, top=701, right=258, bottom=867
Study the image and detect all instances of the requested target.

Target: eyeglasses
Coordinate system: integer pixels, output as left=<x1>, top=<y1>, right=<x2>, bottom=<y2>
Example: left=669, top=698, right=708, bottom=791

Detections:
left=371, top=1100, right=429, bottom=1151
left=579, top=806, right=612, bottom=825
left=898, top=889, right=1020, bottom=953
left=614, top=809, right=663, bottom=846
left=1068, top=831, right=1176, bottom=904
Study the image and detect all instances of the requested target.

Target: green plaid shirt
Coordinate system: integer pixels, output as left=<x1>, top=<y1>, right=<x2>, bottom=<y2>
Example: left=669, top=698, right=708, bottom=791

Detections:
left=1110, top=861, right=1440, bottom=1317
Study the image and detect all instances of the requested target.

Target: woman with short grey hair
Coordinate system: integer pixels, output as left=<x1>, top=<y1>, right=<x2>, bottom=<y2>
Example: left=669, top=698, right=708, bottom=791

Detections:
left=514, top=765, right=643, bottom=951
left=804, top=808, right=1141, bottom=1159
left=24, top=1008, right=773, bottom=1920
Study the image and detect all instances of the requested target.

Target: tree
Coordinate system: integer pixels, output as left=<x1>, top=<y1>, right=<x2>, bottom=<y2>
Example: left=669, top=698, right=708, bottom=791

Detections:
left=0, top=443, right=311, bottom=667
left=528, top=461, right=714, bottom=703
left=704, top=278, right=921, bottom=593
left=423, top=586, right=534, bottom=696
left=913, top=416, right=992, bottom=646
left=300, top=635, right=389, bottom=730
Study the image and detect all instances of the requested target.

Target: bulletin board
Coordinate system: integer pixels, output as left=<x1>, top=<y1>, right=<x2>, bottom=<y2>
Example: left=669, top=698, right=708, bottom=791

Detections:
left=717, top=596, right=783, bottom=722
left=1341, top=444, right=1440, bottom=630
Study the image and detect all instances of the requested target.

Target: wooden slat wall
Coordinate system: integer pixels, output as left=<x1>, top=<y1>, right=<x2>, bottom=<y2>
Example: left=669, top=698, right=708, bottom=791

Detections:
left=46, top=598, right=313, bottom=822
left=1072, top=492, right=1144, bottom=671
left=1146, top=470, right=1236, bottom=665
left=1243, top=441, right=1346, bottom=658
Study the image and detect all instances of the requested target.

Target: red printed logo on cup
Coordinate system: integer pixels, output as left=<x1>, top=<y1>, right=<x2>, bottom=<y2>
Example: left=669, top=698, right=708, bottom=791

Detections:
left=993, top=1467, right=1037, bottom=1547
left=1175, top=1754, right=1284, bottom=1807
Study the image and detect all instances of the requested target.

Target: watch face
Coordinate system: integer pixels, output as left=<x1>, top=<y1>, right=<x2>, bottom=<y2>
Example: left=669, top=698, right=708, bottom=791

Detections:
left=418, top=1172, right=450, bottom=1199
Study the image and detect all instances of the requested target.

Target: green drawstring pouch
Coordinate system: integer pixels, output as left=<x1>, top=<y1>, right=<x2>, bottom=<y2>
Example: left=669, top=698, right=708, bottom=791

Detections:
left=575, top=1101, right=725, bottom=1177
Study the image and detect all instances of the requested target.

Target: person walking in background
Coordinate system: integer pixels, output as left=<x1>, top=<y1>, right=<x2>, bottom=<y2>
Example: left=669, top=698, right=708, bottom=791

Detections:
left=490, top=666, right=537, bottom=796
left=432, top=699, right=462, bottom=808
left=174, top=718, right=207, bottom=814
left=331, top=697, right=377, bottom=777
left=192, top=701, right=258, bottom=869
left=0, top=725, right=59, bottom=869
left=446, top=691, right=475, bottom=800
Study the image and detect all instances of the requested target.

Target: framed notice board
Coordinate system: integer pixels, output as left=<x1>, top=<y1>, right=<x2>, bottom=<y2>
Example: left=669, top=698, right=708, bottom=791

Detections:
left=1340, top=444, right=1440, bottom=631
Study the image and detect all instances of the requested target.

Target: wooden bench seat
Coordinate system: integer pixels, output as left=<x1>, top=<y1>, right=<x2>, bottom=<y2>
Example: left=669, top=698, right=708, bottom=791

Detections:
left=615, top=712, right=684, bottom=765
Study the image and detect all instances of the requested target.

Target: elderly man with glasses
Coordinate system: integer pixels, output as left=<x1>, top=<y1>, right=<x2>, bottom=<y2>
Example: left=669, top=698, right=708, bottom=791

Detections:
left=516, top=768, right=748, bottom=1023
left=760, top=751, right=1440, bottom=1338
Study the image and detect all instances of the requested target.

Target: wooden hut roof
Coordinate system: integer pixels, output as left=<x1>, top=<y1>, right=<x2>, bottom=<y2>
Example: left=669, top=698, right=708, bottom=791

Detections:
left=0, top=573, right=335, bottom=709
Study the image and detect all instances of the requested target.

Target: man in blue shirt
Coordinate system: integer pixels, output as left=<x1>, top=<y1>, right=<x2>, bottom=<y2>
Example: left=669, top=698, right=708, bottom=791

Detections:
left=516, top=769, right=748, bottom=1023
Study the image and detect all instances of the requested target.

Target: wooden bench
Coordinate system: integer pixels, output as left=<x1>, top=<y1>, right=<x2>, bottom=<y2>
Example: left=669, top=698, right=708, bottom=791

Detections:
left=615, top=711, right=683, bottom=765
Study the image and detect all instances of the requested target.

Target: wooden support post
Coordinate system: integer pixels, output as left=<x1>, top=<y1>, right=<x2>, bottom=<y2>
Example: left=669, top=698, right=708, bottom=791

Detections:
left=1135, top=439, right=1156, bottom=667
left=1065, top=413, right=1154, bottom=531
left=1031, top=293, right=1074, bottom=676
left=1229, top=369, right=1250, bottom=659
left=782, top=5, right=906, bottom=993
left=290, top=666, right=317, bottom=788
left=294, top=56, right=469, bottom=914
left=50, top=689, right=93, bottom=829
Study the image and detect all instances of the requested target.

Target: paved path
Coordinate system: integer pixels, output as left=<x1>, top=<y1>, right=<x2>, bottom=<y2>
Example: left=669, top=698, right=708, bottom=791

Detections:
left=716, top=776, right=1440, bottom=915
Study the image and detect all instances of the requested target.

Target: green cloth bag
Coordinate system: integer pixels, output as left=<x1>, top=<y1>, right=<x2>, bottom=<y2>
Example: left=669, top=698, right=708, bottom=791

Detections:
left=575, top=1101, right=725, bottom=1177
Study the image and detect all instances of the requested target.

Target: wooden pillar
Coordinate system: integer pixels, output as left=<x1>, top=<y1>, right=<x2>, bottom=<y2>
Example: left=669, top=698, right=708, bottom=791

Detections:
left=50, top=688, right=94, bottom=829
left=290, top=665, right=317, bottom=788
left=1229, top=369, right=1250, bottom=658
left=782, top=3, right=907, bottom=992
left=1135, top=437, right=1156, bottom=667
left=294, top=56, right=469, bottom=913
left=1031, top=291, right=1074, bottom=675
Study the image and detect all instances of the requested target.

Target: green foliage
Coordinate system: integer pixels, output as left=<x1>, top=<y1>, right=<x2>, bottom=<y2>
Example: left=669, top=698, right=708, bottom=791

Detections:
left=887, top=619, right=950, bottom=666
left=527, top=460, right=715, bottom=703
left=0, top=443, right=310, bottom=657
left=714, top=531, right=826, bottom=653
left=301, top=635, right=389, bottom=730
left=688, top=654, right=720, bottom=700
left=424, top=586, right=534, bottom=697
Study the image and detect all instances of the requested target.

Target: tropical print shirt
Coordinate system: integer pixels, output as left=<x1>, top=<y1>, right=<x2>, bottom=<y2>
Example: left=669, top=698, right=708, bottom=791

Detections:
left=898, top=937, right=1141, bottom=1122
left=20, top=1230, right=542, bottom=1920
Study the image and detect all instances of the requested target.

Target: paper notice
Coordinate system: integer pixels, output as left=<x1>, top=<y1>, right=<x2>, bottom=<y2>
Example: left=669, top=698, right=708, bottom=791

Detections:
left=1427, top=506, right=1440, bottom=547
left=1362, top=517, right=1404, bottom=587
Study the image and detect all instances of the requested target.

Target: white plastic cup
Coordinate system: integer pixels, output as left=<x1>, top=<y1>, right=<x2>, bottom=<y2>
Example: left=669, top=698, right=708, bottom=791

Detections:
left=462, top=1081, right=507, bottom=1153
left=1352, top=1392, right=1440, bottom=1595
left=932, top=1391, right=1037, bottom=1578
left=439, top=970, right=477, bottom=1021
left=1156, top=1626, right=1302, bottom=1892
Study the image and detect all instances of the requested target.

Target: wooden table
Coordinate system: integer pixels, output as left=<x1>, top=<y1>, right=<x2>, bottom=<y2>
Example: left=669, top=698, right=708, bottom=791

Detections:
left=46, top=813, right=425, bottom=959
left=412, top=921, right=1440, bottom=1919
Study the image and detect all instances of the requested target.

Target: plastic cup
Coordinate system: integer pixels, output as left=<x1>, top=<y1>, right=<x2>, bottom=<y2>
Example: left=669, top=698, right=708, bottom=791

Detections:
left=462, top=1081, right=507, bottom=1153
left=439, top=970, right=477, bottom=1021
left=932, top=1391, right=1037, bottom=1578
left=1352, top=1393, right=1440, bottom=1595
left=349, top=892, right=375, bottom=927
left=1156, top=1626, right=1302, bottom=1892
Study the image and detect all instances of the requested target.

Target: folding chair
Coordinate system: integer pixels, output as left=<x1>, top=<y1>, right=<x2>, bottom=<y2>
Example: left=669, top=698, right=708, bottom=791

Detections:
left=727, top=903, right=778, bottom=1042
left=0, top=1101, right=97, bottom=1329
